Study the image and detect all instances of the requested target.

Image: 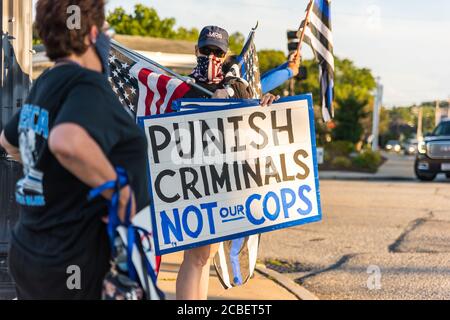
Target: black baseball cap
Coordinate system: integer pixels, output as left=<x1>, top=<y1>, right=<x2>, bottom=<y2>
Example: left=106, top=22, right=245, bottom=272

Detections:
left=198, top=26, right=229, bottom=53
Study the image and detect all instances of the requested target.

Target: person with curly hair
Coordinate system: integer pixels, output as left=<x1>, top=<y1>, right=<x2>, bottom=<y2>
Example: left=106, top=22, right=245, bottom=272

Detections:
left=0, top=0, right=149, bottom=299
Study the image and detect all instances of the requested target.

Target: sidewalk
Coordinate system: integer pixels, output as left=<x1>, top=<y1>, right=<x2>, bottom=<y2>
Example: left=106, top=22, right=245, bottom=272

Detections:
left=157, top=252, right=318, bottom=300
left=319, top=153, right=416, bottom=181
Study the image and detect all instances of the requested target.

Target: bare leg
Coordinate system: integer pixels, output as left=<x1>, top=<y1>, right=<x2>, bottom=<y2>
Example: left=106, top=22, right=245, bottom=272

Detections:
left=198, top=243, right=220, bottom=300
left=176, top=243, right=221, bottom=300
left=198, top=259, right=212, bottom=300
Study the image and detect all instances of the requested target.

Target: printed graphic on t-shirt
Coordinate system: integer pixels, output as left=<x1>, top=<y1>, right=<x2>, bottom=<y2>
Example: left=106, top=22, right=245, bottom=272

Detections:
left=16, top=104, right=48, bottom=207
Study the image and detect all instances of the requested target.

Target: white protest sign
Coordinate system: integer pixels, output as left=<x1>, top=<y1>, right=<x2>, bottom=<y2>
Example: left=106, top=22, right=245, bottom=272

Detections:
left=138, top=95, right=322, bottom=255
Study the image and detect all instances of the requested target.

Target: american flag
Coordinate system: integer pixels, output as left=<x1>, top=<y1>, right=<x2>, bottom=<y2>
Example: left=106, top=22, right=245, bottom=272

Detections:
left=108, top=42, right=191, bottom=118
left=301, top=0, right=334, bottom=121
left=237, top=30, right=262, bottom=99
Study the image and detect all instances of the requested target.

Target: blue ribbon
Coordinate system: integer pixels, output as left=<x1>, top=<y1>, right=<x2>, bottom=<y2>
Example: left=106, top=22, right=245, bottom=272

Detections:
left=230, top=238, right=244, bottom=285
left=88, top=167, right=157, bottom=287
left=88, top=167, right=131, bottom=257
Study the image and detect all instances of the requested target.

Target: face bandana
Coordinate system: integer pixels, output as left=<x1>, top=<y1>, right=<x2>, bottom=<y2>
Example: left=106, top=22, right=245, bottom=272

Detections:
left=93, top=32, right=111, bottom=76
left=192, top=55, right=224, bottom=84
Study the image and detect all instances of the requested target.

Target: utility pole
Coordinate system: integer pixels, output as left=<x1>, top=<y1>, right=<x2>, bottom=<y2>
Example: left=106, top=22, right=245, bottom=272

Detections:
left=371, top=77, right=383, bottom=151
left=417, top=105, right=423, bottom=140
left=286, top=30, right=298, bottom=96
left=289, top=78, right=295, bottom=96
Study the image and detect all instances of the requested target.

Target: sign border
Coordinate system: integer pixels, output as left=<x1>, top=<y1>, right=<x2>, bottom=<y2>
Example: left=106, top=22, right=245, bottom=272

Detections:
left=138, top=94, right=322, bottom=256
left=172, top=98, right=260, bottom=111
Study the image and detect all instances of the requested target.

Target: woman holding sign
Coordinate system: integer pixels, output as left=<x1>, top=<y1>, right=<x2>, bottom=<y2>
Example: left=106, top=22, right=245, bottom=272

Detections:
left=175, top=26, right=279, bottom=300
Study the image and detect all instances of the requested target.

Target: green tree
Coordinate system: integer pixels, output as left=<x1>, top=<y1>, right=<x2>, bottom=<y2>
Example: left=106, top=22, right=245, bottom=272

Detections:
left=420, top=105, right=436, bottom=135
left=379, top=107, right=389, bottom=134
left=174, top=27, right=199, bottom=42
left=332, top=95, right=369, bottom=143
left=334, top=58, right=376, bottom=103
left=257, top=50, right=288, bottom=96
left=297, top=58, right=320, bottom=100
left=107, top=5, right=197, bottom=40
left=257, top=50, right=286, bottom=74
left=294, top=57, right=376, bottom=145
left=228, top=32, right=245, bottom=55
left=333, top=59, right=376, bottom=145
left=108, top=5, right=246, bottom=51
left=382, top=104, right=436, bottom=143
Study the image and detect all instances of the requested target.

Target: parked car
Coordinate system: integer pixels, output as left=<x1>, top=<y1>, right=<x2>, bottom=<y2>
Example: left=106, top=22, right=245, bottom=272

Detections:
left=415, top=119, right=450, bottom=181
left=385, top=140, right=402, bottom=153
left=403, top=139, right=418, bottom=155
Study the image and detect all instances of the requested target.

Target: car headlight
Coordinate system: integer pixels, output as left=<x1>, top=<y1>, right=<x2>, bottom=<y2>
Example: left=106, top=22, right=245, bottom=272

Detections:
left=418, top=141, right=427, bottom=154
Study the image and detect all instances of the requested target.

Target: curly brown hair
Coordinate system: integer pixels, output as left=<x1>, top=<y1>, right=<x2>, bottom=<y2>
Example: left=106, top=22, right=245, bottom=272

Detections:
left=35, top=0, right=105, bottom=61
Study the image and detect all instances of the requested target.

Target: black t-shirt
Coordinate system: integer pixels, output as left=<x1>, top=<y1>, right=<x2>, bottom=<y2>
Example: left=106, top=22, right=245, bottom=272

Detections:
left=4, top=64, right=150, bottom=299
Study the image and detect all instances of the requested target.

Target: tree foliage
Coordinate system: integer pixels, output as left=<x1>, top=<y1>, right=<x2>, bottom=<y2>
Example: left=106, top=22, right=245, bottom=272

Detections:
left=258, top=50, right=286, bottom=74
left=228, top=32, right=245, bottom=55
left=332, top=95, right=369, bottom=143
left=294, top=57, right=376, bottom=145
left=107, top=4, right=244, bottom=51
left=379, top=104, right=436, bottom=145
left=107, top=5, right=191, bottom=39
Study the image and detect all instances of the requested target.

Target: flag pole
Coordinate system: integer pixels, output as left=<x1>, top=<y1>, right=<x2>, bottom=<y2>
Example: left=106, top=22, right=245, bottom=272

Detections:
left=239, top=21, right=259, bottom=59
left=252, top=21, right=259, bottom=32
left=110, top=39, right=214, bottom=97
left=296, top=0, right=315, bottom=54
left=288, top=1, right=313, bottom=96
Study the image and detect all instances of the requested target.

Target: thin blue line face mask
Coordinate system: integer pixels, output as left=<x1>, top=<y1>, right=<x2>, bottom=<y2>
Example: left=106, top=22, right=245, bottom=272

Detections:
left=93, top=32, right=111, bottom=77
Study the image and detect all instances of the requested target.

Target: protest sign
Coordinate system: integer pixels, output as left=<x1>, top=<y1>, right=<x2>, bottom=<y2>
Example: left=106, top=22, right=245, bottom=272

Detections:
left=138, top=94, right=322, bottom=255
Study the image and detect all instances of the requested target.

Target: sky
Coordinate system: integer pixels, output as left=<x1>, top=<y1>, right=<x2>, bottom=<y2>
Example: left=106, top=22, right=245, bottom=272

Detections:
left=34, top=0, right=450, bottom=107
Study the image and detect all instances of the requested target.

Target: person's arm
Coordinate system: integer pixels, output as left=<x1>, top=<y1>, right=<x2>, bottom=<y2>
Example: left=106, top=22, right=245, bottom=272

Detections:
left=261, top=62, right=290, bottom=80
left=261, top=66, right=292, bottom=94
left=0, top=130, right=21, bottom=162
left=49, top=123, right=135, bottom=222
left=261, top=52, right=301, bottom=94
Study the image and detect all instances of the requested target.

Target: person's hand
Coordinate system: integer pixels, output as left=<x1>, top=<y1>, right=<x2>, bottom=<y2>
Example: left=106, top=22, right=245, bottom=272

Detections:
left=260, top=93, right=280, bottom=107
left=288, top=52, right=301, bottom=77
left=102, top=185, right=136, bottom=224
left=212, top=89, right=230, bottom=99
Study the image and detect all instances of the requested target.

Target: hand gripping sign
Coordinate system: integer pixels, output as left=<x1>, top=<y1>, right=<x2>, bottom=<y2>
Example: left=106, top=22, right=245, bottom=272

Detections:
left=138, top=94, right=322, bottom=255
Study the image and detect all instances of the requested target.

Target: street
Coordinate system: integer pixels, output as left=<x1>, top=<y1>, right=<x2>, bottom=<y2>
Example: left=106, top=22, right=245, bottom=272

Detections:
left=259, top=153, right=450, bottom=299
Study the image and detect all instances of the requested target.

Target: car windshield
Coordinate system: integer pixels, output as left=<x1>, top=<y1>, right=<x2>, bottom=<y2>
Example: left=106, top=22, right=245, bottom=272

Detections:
left=433, top=122, right=450, bottom=136
left=387, top=140, right=399, bottom=145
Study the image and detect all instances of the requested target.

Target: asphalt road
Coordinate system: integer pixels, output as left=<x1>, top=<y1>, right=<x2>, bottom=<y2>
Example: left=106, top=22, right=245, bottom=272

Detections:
left=259, top=153, right=450, bottom=299
left=378, top=152, right=448, bottom=181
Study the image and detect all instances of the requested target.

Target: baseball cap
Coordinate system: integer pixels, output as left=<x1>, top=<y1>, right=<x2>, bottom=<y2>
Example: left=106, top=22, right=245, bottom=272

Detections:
left=198, top=26, right=229, bottom=53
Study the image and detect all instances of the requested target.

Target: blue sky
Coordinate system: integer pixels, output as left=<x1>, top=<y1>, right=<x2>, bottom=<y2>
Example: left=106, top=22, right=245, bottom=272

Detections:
left=35, top=0, right=450, bottom=106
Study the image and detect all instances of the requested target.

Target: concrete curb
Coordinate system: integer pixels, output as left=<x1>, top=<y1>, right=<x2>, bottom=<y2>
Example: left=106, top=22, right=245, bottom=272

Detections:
left=319, top=175, right=415, bottom=182
left=255, top=264, right=319, bottom=301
